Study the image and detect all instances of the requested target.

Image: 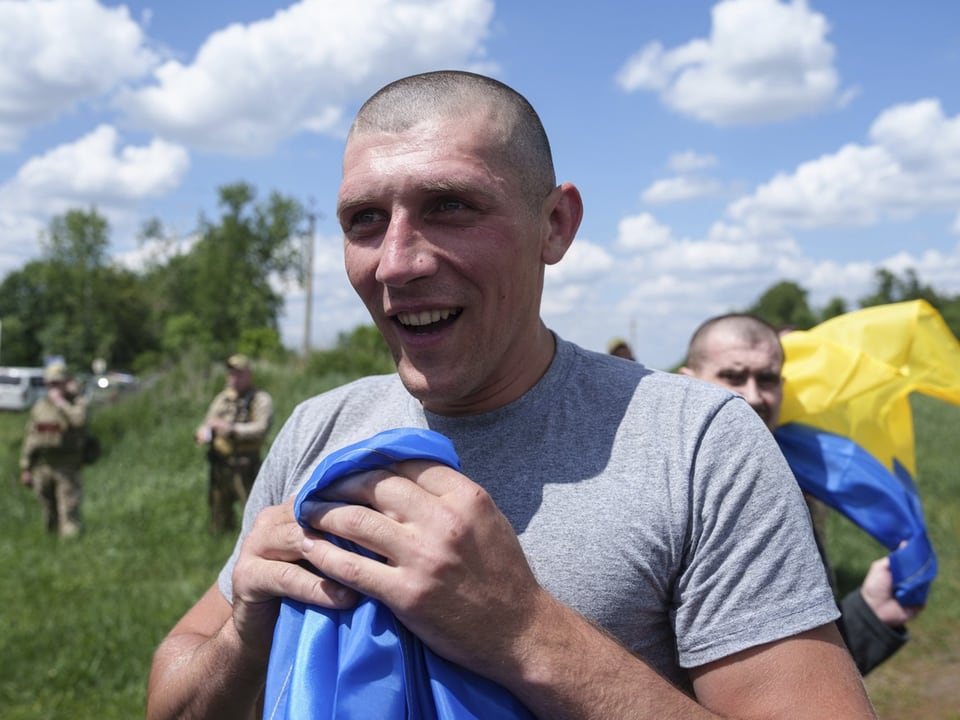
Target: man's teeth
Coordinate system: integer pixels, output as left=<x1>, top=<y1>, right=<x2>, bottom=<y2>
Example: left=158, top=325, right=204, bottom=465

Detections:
left=397, top=309, right=457, bottom=327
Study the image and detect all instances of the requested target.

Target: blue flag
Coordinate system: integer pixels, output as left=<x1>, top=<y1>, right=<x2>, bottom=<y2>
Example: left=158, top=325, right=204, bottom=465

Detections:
left=263, top=427, right=533, bottom=720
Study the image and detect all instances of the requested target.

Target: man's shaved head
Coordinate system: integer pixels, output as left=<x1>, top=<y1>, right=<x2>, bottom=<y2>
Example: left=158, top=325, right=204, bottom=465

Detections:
left=685, top=314, right=783, bottom=371
left=349, top=70, right=556, bottom=212
left=681, top=313, right=785, bottom=431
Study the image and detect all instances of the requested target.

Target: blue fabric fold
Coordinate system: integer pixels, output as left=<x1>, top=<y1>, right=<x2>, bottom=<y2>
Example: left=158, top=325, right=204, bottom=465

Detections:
left=263, top=427, right=534, bottom=719
left=774, top=422, right=937, bottom=607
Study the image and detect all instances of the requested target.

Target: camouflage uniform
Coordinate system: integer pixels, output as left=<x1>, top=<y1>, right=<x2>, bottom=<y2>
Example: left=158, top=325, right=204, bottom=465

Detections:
left=20, top=385, right=89, bottom=537
left=201, top=385, right=273, bottom=533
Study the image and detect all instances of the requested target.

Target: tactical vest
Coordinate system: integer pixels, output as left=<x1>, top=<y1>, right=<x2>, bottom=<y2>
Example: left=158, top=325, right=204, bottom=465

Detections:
left=26, top=398, right=85, bottom=463
left=211, top=388, right=265, bottom=457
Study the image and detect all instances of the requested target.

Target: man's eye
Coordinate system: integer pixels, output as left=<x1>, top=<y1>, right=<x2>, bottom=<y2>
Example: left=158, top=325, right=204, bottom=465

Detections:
left=355, top=208, right=384, bottom=224
left=718, top=371, right=747, bottom=386
left=757, top=374, right=782, bottom=389
left=435, top=197, right=469, bottom=213
left=344, top=208, right=386, bottom=231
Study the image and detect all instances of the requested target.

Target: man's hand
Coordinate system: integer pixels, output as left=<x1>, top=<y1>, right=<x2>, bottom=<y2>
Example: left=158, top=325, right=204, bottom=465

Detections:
left=20, top=470, right=33, bottom=487
left=229, top=497, right=361, bottom=654
left=297, top=460, right=546, bottom=678
left=860, top=555, right=923, bottom=626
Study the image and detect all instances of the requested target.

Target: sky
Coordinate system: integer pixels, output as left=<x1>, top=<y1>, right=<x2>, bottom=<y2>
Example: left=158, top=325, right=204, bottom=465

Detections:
left=1, top=0, right=959, bottom=370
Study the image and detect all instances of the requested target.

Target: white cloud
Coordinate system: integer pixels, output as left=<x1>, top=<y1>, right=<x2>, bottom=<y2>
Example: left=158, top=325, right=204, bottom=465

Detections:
left=0, top=125, right=189, bottom=270
left=869, top=98, right=960, bottom=178
left=4, top=125, right=189, bottom=210
left=668, top=151, right=717, bottom=173
left=642, top=175, right=723, bottom=205
left=614, top=212, right=676, bottom=250
left=546, top=238, right=613, bottom=282
left=116, top=0, right=495, bottom=154
left=0, top=0, right=158, bottom=151
left=729, top=99, right=960, bottom=233
left=616, top=0, right=848, bottom=125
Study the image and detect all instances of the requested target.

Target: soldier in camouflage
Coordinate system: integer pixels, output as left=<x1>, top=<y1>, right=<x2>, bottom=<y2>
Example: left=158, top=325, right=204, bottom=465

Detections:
left=19, top=362, right=89, bottom=537
left=194, top=354, right=274, bottom=533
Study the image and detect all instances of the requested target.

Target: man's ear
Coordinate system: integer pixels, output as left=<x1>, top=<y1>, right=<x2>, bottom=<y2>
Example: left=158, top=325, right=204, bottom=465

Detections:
left=541, top=182, right=583, bottom=265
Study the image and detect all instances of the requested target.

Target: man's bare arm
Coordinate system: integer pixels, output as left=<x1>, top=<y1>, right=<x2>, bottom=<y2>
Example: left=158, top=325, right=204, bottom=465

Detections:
left=146, top=500, right=360, bottom=720
left=146, top=585, right=263, bottom=720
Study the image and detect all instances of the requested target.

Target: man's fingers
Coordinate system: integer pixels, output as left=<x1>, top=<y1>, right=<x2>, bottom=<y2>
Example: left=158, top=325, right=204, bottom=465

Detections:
left=300, top=500, right=404, bottom=565
left=313, top=460, right=476, bottom=522
left=233, top=499, right=362, bottom=609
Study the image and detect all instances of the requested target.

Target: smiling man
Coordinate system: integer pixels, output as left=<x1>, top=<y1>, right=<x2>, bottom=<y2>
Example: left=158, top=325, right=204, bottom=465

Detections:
left=147, top=71, right=876, bottom=719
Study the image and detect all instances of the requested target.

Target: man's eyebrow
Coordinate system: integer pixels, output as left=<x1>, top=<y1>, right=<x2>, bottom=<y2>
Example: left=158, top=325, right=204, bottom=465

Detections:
left=337, top=194, right=376, bottom=216
left=421, top=179, right=477, bottom=194
left=338, top=180, right=494, bottom=215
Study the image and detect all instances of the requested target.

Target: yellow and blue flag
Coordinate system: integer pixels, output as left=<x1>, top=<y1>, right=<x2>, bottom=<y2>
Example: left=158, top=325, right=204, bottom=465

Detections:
left=774, top=300, right=960, bottom=606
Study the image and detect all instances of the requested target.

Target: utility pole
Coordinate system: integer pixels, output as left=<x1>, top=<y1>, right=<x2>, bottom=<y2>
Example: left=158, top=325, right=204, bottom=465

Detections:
left=302, top=207, right=316, bottom=356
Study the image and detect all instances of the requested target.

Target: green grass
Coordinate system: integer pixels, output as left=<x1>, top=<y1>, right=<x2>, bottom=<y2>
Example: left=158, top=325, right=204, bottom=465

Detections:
left=842, top=395, right=960, bottom=719
left=0, top=358, right=957, bottom=718
left=0, top=354, right=383, bottom=720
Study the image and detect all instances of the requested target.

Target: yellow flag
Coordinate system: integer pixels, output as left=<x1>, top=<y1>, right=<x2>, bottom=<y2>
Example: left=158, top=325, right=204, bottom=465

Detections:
left=778, top=300, right=960, bottom=479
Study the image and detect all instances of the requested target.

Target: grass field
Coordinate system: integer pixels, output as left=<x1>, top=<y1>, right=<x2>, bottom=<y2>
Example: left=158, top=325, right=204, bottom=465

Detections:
left=0, top=358, right=957, bottom=719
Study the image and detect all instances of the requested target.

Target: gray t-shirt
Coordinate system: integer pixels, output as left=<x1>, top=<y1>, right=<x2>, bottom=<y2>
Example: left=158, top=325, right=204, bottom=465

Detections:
left=219, top=337, right=838, bottom=688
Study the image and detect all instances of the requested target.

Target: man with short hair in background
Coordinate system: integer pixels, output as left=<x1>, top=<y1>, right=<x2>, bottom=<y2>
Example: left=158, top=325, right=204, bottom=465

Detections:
left=20, top=362, right=89, bottom=537
left=194, top=354, right=274, bottom=533
left=680, top=312, right=921, bottom=675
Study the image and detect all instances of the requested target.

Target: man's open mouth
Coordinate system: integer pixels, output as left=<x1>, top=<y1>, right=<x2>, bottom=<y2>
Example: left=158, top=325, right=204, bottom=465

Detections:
left=395, top=308, right=462, bottom=334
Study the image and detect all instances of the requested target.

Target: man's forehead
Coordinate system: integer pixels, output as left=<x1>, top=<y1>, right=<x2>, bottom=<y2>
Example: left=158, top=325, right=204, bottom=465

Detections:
left=703, top=332, right=782, bottom=369
left=339, top=126, right=506, bottom=203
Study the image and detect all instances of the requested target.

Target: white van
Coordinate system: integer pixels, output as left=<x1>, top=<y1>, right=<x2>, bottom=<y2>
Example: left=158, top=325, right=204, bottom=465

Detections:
left=0, top=367, right=46, bottom=411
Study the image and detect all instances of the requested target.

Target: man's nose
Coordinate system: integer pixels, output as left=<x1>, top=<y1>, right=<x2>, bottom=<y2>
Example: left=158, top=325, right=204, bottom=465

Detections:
left=739, top=378, right=764, bottom=409
left=375, top=214, right=436, bottom=285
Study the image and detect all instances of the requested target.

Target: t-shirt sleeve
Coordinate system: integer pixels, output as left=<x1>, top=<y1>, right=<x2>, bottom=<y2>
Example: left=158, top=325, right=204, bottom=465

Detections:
left=673, top=397, right=840, bottom=668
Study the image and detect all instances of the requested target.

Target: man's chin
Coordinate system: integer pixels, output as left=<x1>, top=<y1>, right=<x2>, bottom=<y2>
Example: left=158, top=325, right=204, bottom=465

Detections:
left=395, top=360, right=464, bottom=409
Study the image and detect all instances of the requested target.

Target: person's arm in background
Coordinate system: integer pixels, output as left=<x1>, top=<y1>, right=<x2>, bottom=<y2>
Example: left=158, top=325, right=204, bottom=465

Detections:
left=839, top=555, right=920, bottom=675
left=49, top=382, right=87, bottom=427
left=194, top=395, right=222, bottom=445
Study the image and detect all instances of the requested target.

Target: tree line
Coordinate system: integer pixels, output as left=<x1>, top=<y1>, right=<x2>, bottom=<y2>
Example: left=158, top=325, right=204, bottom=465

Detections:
left=2, top=179, right=958, bottom=374
left=744, top=272, right=960, bottom=337
left=0, top=182, right=304, bottom=373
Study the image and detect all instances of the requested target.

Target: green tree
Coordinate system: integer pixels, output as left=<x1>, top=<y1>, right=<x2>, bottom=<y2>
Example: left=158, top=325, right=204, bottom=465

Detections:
left=41, top=209, right=111, bottom=361
left=162, top=182, right=305, bottom=360
left=747, top=281, right=817, bottom=330
left=162, top=312, right=213, bottom=356
left=819, top=296, right=848, bottom=322
left=0, top=261, right=50, bottom=365
left=237, top=327, right=286, bottom=360
left=306, top=324, right=394, bottom=377
left=0, top=209, right=160, bottom=370
left=858, top=268, right=942, bottom=308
